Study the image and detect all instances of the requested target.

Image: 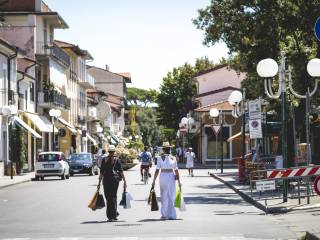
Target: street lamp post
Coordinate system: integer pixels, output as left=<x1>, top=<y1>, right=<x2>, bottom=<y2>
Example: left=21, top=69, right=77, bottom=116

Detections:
left=2, top=105, right=18, bottom=179
left=49, top=109, right=61, bottom=151
left=228, top=89, right=246, bottom=181
left=257, top=52, right=320, bottom=202
left=180, top=114, right=195, bottom=162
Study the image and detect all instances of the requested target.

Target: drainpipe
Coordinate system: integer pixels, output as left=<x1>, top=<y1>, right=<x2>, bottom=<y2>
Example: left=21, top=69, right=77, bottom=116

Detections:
left=7, top=52, right=17, bottom=104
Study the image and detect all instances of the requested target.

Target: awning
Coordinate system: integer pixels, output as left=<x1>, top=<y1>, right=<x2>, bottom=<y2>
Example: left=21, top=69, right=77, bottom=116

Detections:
left=227, top=132, right=242, bottom=142
left=39, top=116, right=58, bottom=132
left=24, top=112, right=57, bottom=133
left=14, top=116, right=42, bottom=138
left=86, top=133, right=98, bottom=146
left=57, top=117, right=77, bottom=133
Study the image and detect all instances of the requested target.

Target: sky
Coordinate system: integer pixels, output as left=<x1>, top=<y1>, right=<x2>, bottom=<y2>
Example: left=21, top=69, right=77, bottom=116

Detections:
left=45, top=0, right=229, bottom=90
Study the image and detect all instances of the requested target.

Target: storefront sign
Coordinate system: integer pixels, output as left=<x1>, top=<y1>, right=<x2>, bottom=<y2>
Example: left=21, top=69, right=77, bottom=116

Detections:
left=249, top=119, right=262, bottom=139
left=256, top=180, right=276, bottom=191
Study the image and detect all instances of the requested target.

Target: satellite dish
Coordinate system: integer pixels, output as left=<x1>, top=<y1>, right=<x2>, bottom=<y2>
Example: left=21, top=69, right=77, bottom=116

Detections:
left=96, top=101, right=111, bottom=120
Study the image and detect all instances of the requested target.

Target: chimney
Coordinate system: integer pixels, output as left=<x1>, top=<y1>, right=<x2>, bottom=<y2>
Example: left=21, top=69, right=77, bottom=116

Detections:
left=105, top=64, right=109, bottom=71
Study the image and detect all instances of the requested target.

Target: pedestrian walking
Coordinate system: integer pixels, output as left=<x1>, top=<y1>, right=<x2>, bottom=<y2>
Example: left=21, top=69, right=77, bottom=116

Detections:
left=98, top=145, right=127, bottom=222
left=151, top=142, right=181, bottom=220
left=175, top=145, right=182, bottom=163
left=185, top=147, right=195, bottom=177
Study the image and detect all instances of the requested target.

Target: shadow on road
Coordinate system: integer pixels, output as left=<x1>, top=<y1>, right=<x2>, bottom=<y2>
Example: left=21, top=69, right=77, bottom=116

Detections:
left=138, top=218, right=183, bottom=222
left=81, top=220, right=126, bottom=224
left=184, top=194, right=247, bottom=205
left=81, top=220, right=108, bottom=224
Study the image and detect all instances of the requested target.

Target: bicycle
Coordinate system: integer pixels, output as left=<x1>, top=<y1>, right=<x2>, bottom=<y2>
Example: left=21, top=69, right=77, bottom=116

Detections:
left=142, top=167, right=149, bottom=184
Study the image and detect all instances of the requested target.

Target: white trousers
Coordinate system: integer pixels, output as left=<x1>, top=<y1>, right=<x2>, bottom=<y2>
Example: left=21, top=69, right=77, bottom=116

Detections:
left=159, top=172, right=176, bottom=219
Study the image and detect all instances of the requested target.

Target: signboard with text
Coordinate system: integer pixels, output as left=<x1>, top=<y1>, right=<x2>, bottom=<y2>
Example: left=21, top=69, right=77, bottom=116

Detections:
left=256, top=180, right=276, bottom=191
left=249, top=119, right=263, bottom=139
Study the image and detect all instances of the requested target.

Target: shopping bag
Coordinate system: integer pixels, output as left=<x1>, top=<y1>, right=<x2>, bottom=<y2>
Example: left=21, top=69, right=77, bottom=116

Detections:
left=95, top=193, right=105, bottom=209
left=174, top=188, right=181, bottom=208
left=88, top=191, right=99, bottom=210
left=125, top=192, right=133, bottom=209
left=148, top=188, right=159, bottom=211
left=119, top=190, right=127, bottom=207
left=179, top=191, right=186, bottom=211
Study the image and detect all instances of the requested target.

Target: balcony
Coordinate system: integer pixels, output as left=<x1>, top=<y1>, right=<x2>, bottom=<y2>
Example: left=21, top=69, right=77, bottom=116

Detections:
left=79, top=73, right=95, bottom=89
left=77, top=115, right=86, bottom=126
left=38, top=91, right=70, bottom=110
left=36, top=42, right=71, bottom=67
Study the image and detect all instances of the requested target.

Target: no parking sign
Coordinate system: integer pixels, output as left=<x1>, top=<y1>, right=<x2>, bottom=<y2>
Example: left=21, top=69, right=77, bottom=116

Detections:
left=315, top=175, right=320, bottom=196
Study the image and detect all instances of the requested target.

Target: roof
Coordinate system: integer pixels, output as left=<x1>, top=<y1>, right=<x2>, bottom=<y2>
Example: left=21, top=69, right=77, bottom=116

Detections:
left=0, top=37, right=18, bottom=54
left=196, top=86, right=240, bottom=98
left=1, top=12, right=68, bottom=28
left=87, top=65, right=132, bottom=83
left=54, top=40, right=93, bottom=60
left=193, top=64, right=228, bottom=78
left=194, top=101, right=233, bottom=112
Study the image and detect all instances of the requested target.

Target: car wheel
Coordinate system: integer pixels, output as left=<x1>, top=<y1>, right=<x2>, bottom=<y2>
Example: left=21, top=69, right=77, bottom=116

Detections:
left=70, top=172, right=74, bottom=177
left=89, top=167, right=94, bottom=176
left=35, top=176, right=39, bottom=181
left=40, top=176, right=44, bottom=181
left=66, top=171, right=70, bottom=179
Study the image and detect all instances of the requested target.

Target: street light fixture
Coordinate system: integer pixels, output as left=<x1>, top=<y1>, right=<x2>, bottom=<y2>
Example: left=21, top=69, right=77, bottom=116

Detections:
left=257, top=51, right=320, bottom=202
left=49, top=109, right=61, bottom=151
left=2, top=105, right=18, bottom=179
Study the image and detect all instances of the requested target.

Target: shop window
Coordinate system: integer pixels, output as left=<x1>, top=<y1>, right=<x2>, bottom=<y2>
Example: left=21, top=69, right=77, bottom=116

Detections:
left=205, top=126, right=230, bottom=159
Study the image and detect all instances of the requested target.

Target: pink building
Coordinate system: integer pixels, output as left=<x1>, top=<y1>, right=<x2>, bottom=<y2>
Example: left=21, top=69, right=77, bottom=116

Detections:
left=192, top=65, right=246, bottom=165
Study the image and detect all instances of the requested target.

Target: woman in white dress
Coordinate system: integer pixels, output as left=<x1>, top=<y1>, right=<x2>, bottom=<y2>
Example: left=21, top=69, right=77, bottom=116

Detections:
left=152, top=142, right=181, bottom=220
left=185, top=147, right=195, bottom=177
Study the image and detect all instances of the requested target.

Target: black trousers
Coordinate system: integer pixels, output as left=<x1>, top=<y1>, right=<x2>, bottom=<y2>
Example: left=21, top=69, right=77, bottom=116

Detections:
left=103, top=180, right=119, bottom=220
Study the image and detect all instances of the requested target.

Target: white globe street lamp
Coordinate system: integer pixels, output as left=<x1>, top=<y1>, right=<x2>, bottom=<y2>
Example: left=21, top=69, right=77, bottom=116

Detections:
left=257, top=51, right=320, bottom=203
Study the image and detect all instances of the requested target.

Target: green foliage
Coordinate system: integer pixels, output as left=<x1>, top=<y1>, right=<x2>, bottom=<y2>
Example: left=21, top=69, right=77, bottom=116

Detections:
left=160, top=128, right=176, bottom=143
left=10, top=125, right=26, bottom=172
left=157, top=57, right=215, bottom=130
left=127, top=87, right=158, bottom=107
left=135, top=107, right=163, bottom=146
left=193, top=0, right=320, bottom=101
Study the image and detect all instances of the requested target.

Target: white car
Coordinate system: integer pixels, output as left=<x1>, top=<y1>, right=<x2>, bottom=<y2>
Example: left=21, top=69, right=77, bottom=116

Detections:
left=35, top=152, right=70, bottom=180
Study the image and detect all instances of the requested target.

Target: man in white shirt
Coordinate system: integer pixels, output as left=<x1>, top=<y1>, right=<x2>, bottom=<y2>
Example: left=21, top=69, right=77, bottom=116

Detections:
left=185, top=147, right=195, bottom=177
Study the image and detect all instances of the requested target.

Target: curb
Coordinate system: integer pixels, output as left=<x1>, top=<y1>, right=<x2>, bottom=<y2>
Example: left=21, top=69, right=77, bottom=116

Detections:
left=0, top=179, right=31, bottom=189
left=209, top=172, right=288, bottom=214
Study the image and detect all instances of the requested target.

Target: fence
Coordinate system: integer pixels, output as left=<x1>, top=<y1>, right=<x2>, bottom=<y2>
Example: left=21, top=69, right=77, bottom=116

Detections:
left=249, top=165, right=320, bottom=206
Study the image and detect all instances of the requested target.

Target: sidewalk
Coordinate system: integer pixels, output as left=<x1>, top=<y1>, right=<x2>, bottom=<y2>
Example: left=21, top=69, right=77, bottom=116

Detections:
left=0, top=172, right=34, bottom=189
left=209, top=168, right=320, bottom=213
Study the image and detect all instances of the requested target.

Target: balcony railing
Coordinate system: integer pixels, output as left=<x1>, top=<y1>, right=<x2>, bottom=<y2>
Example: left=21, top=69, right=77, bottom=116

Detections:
left=36, top=42, right=71, bottom=66
left=38, top=91, right=70, bottom=110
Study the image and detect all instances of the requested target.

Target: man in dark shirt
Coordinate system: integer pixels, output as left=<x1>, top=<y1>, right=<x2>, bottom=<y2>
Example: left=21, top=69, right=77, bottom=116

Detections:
left=99, top=145, right=127, bottom=221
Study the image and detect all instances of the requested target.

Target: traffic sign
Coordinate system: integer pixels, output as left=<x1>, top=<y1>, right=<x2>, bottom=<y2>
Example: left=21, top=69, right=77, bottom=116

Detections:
left=211, top=125, right=221, bottom=135
left=314, top=175, right=320, bottom=196
left=315, top=17, right=320, bottom=41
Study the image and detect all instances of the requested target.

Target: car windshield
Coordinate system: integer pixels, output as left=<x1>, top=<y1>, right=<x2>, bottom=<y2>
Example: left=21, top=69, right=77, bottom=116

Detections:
left=38, top=154, right=60, bottom=162
left=70, top=154, right=91, bottom=162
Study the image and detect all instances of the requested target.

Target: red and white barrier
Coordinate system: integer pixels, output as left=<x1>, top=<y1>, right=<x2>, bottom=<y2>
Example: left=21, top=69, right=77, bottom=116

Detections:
left=267, top=166, right=320, bottom=179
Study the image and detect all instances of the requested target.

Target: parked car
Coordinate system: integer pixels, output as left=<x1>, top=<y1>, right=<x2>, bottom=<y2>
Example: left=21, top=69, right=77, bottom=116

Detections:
left=35, top=152, right=70, bottom=180
left=69, top=153, right=99, bottom=176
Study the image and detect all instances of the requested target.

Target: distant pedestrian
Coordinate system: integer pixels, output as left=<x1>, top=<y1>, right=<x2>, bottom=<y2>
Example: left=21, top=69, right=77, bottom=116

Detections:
left=98, top=149, right=107, bottom=168
left=176, top=146, right=182, bottom=163
left=152, top=142, right=181, bottom=220
left=99, top=145, right=127, bottom=222
left=185, top=147, right=195, bottom=177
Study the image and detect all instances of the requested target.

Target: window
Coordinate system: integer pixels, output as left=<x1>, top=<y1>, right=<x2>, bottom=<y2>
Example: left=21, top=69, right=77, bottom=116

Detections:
left=205, top=126, right=231, bottom=159
left=30, top=82, right=35, bottom=102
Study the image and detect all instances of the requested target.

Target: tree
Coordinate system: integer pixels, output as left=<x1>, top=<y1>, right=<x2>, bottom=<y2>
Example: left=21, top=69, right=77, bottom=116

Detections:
left=157, top=57, right=215, bottom=130
left=193, top=1, right=320, bottom=100
left=127, top=87, right=158, bottom=107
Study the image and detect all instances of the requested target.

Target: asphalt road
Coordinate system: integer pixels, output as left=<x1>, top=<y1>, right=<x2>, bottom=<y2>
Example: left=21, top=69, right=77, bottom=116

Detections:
left=0, top=167, right=297, bottom=239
